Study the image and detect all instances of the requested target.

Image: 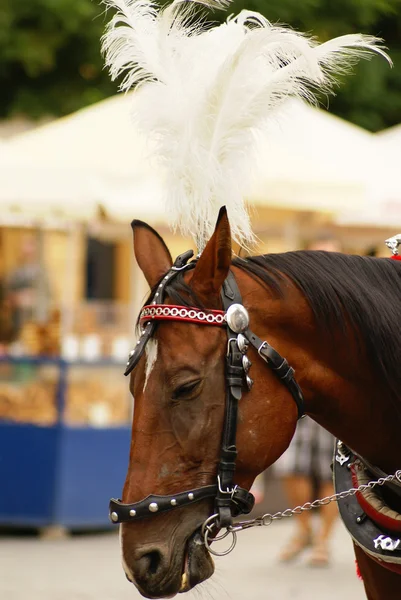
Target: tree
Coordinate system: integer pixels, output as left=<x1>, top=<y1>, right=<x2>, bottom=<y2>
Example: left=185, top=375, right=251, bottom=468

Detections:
left=0, top=0, right=400, bottom=131
left=0, top=0, right=114, bottom=119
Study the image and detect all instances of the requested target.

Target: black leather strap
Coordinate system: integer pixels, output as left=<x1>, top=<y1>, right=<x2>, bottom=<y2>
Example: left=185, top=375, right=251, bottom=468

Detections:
left=215, top=271, right=254, bottom=527
left=109, top=483, right=254, bottom=523
left=245, top=329, right=305, bottom=419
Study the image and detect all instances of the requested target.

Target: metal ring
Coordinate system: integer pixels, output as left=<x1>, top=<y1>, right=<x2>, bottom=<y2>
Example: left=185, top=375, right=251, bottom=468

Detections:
left=201, top=513, right=219, bottom=536
left=204, top=527, right=237, bottom=557
left=170, top=307, right=179, bottom=317
left=201, top=514, right=237, bottom=557
left=188, top=310, right=197, bottom=319
left=179, top=309, right=187, bottom=318
left=206, top=314, right=215, bottom=323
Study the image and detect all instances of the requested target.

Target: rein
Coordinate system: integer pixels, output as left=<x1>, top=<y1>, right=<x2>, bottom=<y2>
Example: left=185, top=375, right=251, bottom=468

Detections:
left=109, top=249, right=304, bottom=533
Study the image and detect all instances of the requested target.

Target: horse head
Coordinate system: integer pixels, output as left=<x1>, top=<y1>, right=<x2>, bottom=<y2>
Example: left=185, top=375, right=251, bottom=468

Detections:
left=117, top=209, right=300, bottom=598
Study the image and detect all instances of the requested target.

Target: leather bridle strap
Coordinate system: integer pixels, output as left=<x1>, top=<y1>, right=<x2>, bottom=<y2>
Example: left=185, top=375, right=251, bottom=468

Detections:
left=215, top=272, right=248, bottom=528
left=109, top=484, right=254, bottom=522
left=244, top=330, right=305, bottom=420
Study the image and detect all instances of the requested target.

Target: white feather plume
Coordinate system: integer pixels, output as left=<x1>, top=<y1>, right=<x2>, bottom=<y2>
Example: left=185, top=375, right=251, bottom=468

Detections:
left=102, top=0, right=391, bottom=250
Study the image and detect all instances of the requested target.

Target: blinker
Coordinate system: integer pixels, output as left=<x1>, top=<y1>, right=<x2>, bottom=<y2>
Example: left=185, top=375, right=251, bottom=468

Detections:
left=226, top=304, right=249, bottom=333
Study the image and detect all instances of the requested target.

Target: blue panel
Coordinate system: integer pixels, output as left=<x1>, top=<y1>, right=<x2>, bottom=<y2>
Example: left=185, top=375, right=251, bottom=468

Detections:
left=55, top=427, right=131, bottom=527
left=0, top=423, right=59, bottom=525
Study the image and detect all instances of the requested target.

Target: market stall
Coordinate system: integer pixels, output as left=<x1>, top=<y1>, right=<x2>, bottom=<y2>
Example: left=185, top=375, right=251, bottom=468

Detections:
left=0, top=356, right=131, bottom=529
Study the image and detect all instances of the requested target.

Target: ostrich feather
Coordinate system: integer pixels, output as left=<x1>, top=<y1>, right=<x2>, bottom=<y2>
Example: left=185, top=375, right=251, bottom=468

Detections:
left=102, top=0, right=391, bottom=251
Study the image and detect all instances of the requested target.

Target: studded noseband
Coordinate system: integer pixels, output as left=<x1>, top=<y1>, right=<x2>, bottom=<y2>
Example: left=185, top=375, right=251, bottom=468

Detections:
left=109, top=249, right=304, bottom=530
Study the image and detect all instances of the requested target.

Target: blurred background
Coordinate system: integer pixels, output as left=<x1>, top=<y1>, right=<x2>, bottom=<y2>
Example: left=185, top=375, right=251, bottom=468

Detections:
left=0, top=1, right=400, bottom=598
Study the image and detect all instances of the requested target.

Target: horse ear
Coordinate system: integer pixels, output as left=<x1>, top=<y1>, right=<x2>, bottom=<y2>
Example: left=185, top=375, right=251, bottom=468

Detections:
left=131, top=220, right=173, bottom=288
left=190, top=207, right=232, bottom=306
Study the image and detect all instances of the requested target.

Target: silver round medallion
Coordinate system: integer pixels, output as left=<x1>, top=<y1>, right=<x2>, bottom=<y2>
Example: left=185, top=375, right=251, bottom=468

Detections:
left=226, top=304, right=249, bottom=334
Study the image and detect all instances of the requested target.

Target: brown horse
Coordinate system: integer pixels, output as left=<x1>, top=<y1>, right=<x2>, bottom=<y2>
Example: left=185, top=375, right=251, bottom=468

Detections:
left=116, top=208, right=401, bottom=599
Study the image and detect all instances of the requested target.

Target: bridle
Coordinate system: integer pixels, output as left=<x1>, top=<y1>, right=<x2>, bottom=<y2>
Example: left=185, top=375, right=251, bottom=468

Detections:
left=108, top=249, right=304, bottom=550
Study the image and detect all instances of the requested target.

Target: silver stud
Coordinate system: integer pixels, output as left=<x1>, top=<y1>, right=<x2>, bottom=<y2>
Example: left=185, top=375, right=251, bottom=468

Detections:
left=126, top=361, right=129, bottom=366
left=356, top=516, right=362, bottom=524
left=159, top=283, right=163, bottom=288
left=226, top=304, right=250, bottom=333
left=237, top=334, right=249, bottom=353
left=170, top=498, right=177, bottom=506
left=129, top=509, right=136, bottom=517
left=149, top=502, right=159, bottom=513
left=242, top=355, right=252, bottom=372
left=155, top=293, right=159, bottom=298
left=246, top=375, right=254, bottom=390
left=164, top=276, right=169, bottom=280
left=129, top=350, right=134, bottom=357
left=137, top=340, right=140, bottom=345
left=188, top=493, right=194, bottom=501
left=110, top=512, right=119, bottom=522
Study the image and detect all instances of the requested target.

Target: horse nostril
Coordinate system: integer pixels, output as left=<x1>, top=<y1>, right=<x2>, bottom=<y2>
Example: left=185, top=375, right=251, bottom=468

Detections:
left=147, top=550, right=162, bottom=575
left=136, top=549, right=163, bottom=579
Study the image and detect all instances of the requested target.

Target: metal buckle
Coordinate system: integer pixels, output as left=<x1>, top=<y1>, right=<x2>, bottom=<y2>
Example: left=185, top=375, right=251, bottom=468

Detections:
left=226, top=337, right=237, bottom=357
left=257, top=341, right=269, bottom=356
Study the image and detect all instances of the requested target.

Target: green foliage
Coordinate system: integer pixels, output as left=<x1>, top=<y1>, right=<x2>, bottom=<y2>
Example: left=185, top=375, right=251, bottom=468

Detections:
left=0, top=0, right=115, bottom=119
left=0, top=0, right=400, bottom=130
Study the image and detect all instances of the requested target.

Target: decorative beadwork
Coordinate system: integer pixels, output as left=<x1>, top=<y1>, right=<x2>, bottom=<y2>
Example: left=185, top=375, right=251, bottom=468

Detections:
left=139, top=304, right=226, bottom=326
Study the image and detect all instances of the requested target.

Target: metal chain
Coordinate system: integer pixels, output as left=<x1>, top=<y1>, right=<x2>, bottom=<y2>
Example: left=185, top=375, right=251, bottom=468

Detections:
left=203, top=459, right=401, bottom=556
left=230, top=465, right=401, bottom=533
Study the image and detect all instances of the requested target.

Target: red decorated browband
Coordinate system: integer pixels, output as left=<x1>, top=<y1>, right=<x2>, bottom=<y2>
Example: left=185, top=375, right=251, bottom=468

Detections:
left=139, top=304, right=226, bottom=326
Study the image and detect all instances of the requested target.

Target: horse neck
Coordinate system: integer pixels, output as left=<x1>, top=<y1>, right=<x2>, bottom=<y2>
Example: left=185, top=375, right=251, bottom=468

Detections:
left=237, top=267, right=401, bottom=474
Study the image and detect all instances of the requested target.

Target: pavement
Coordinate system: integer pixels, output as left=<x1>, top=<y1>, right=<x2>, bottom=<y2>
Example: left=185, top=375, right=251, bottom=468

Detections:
left=0, top=519, right=366, bottom=600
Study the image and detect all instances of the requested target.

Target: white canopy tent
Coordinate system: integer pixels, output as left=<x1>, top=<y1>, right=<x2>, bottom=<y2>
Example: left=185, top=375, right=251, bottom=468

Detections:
left=336, top=124, right=401, bottom=228
left=250, top=99, right=373, bottom=212
left=3, top=94, right=375, bottom=224
left=0, top=141, right=98, bottom=224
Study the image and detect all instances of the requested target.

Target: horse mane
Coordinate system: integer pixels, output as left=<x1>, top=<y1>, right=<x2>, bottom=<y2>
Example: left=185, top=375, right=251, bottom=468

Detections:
left=234, top=251, right=401, bottom=407
left=141, top=250, right=401, bottom=407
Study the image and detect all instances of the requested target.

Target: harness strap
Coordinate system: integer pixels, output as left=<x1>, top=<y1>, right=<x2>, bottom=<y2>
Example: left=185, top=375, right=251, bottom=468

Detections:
left=109, top=484, right=254, bottom=523
left=215, top=271, right=249, bottom=527
left=245, top=330, right=305, bottom=419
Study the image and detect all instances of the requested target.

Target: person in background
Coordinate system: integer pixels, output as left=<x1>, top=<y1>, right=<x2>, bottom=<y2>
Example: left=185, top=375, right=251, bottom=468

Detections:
left=275, top=236, right=341, bottom=567
left=5, top=235, right=50, bottom=336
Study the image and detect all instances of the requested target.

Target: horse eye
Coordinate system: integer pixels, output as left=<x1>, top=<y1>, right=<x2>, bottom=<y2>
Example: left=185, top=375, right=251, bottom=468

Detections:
left=172, top=380, right=200, bottom=400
